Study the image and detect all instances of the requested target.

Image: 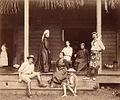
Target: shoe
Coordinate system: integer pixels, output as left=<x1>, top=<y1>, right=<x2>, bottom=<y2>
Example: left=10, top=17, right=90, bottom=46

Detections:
left=50, top=85, right=53, bottom=88
left=39, top=84, right=47, bottom=87
left=82, top=77, right=90, bottom=80
left=92, top=77, right=96, bottom=81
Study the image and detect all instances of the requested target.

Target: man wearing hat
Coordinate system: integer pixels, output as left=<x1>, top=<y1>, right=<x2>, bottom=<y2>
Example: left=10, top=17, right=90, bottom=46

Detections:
left=62, top=68, right=77, bottom=97
left=18, top=55, right=46, bottom=98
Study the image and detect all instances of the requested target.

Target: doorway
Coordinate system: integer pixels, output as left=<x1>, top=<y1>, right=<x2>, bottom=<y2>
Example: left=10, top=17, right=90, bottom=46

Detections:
left=64, top=28, right=94, bottom=54
left=2, top=28, right=14, bottom=66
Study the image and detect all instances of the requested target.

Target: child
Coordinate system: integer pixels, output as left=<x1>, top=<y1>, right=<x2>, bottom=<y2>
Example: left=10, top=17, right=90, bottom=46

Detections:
left=62, top=68, right=77, bottom=97
left=0, top=43, right=8, bottom=67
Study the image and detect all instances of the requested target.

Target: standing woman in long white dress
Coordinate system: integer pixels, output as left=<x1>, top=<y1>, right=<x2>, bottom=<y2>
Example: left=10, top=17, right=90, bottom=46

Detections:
left=0, top=43, right=8, bottom=67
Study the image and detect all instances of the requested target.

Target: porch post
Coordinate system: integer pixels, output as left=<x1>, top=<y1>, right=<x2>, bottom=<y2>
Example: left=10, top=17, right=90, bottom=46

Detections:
left=24, top=0, right=29, bottom=61
left=96, top=0, right=102, bottom=74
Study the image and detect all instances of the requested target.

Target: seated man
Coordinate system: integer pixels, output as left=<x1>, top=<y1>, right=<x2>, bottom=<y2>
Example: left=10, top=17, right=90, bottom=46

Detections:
left=18, top=55, right=46, bottom=98
left=48, top=52, right=68, bottom=87
left=62, top=68, right=77, bottom=97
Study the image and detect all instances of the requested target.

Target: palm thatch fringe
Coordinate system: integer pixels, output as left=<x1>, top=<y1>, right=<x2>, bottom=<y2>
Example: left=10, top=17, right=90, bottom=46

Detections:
left=104, top=0, right=120, bottom=13
left=0, top=0, right=22, bottom=14
left=107, top=0, right=120, bottom=9
left=0, top=0, right=84, bottom=14
left=33, top=0, right=84, bottom=9
left=0, top=0, right=120, bottom=14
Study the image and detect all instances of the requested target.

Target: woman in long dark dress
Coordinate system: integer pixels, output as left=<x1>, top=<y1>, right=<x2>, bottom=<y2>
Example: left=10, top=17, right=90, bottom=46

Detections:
left=74, top=43, right=89, bottom=73
left=35, top=29, right=51, bottom=73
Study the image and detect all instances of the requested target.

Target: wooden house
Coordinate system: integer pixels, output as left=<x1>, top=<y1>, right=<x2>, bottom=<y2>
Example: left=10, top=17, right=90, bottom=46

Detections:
left=0, top=0, right=120, bottom=94
left=0, top=0, right=119, bottom=73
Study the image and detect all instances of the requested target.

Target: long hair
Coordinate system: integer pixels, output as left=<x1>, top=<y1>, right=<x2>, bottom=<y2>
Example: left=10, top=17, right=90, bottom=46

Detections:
left=41, top=29, right=50, bottom=42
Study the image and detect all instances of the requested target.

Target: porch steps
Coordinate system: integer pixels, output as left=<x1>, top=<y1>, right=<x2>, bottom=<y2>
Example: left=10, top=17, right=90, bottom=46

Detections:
left=0, top=73, right=97, bottom=94
left=1, top=72, right=120, bottom=94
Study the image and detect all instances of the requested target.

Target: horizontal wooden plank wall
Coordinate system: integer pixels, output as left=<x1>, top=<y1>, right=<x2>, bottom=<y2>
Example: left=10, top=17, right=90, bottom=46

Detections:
left=14, top=27, right=24, bottom=65
left=102, top=30, right=117, bottom=66
left=29, top=25, right=63, bottom=61
left=118, top=30, right=120, bottom=67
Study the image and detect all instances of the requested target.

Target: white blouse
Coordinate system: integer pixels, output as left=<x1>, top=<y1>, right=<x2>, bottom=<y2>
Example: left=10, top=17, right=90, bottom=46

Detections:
left=62, top=47, right=73, bottom=61
left=91, top=39, right=105, bottom=51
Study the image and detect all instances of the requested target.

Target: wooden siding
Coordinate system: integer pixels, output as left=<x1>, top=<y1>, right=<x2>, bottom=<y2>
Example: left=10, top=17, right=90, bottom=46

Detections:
left=29, top=25, right=63, bottom=61
left=14, top=25, right=63, bottom=64
left=14, top=26, right=119, bottom=69
left=14, top=27, right=24, bottom=64
left=102, top=30, right=117, bottom=66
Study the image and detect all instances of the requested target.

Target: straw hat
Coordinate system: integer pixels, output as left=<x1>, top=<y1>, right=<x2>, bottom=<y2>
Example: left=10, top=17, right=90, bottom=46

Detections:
left=67, top=68, right=76, bottom=73
left=27, top=55, right=35, bottom=60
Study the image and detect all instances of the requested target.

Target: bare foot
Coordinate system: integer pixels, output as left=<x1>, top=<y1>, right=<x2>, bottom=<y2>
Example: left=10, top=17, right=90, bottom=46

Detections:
left=73, top=93, right=77, bottom=97
left=61, top=94, right=67, bottom=97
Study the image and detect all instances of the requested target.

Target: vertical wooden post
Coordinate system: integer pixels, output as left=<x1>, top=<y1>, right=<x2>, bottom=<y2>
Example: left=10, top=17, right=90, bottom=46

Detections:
left=24, top=0, right=29, bottom=61
left=96, top=0, right=102, bottom=74
left=117, top=32, right=120, bottom=67
left=0, top=15, right=2, bottom=46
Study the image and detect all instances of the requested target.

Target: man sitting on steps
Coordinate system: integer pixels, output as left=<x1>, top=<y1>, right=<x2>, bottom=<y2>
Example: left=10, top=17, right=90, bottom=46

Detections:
left=18, top=55, right=47, bottom=98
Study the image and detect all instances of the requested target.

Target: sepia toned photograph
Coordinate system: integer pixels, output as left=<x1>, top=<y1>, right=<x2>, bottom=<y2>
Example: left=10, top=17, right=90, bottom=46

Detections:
left=0, top=0, right=120, bottom=100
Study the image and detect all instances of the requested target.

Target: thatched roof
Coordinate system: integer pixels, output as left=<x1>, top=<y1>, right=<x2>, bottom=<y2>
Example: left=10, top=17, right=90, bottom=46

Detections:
left=0, top=0, right=119, bottom=14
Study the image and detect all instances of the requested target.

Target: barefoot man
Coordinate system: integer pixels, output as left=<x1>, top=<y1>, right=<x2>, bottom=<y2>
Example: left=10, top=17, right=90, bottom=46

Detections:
left=62, top=68, right=77, bottom=97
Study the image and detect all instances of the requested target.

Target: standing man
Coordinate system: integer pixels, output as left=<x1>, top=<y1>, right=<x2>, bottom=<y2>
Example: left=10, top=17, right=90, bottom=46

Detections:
left=18, top=55, right=46, bottom=98
left=88, top=32, right=105, bottom=81
left=62, top=68, right=77, bottom=97
left=61, top=41, right=73, bottom=69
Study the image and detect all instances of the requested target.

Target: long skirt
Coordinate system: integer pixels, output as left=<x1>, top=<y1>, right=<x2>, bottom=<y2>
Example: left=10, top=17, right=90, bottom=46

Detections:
left=74, top=58, right=88, bottom=73
left=88, top=51, right=100, bottom=77
left=48, top=67, right=67, bottom=86
left=0, top=51, right=8, bottom=67
left=41, top=48, right=50, bottom=72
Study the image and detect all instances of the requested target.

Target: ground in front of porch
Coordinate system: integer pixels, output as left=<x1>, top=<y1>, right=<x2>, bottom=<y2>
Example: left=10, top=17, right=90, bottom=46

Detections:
left=0, top=89, right=120, bottom=100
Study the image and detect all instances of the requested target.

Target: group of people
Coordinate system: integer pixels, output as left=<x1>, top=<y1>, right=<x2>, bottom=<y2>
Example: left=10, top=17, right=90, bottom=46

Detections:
left=18, top=30, right=105, bottom=98
left=18, top=54, right=78, bottom=98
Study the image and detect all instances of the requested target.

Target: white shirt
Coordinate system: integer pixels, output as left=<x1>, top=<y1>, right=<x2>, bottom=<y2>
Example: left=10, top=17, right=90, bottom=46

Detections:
left=62, top=47, right=73, bottom=61
left=91, top=39, right=105, bottom=51
left=18, top=62, right=34, bottom=74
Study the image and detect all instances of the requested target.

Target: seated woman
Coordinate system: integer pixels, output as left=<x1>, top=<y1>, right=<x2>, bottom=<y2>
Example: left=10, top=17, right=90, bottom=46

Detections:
left=74, top=43, right=89, bottom=73
left=48, top=52, right=68, bottom=87
left=61, top=41, right=73, bottom=69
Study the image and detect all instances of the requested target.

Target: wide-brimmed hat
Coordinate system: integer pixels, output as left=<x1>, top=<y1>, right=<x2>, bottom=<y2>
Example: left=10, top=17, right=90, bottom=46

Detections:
left=27, top=55, right=35, bottom=60
left=67, top=68, right=76, bottom=73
